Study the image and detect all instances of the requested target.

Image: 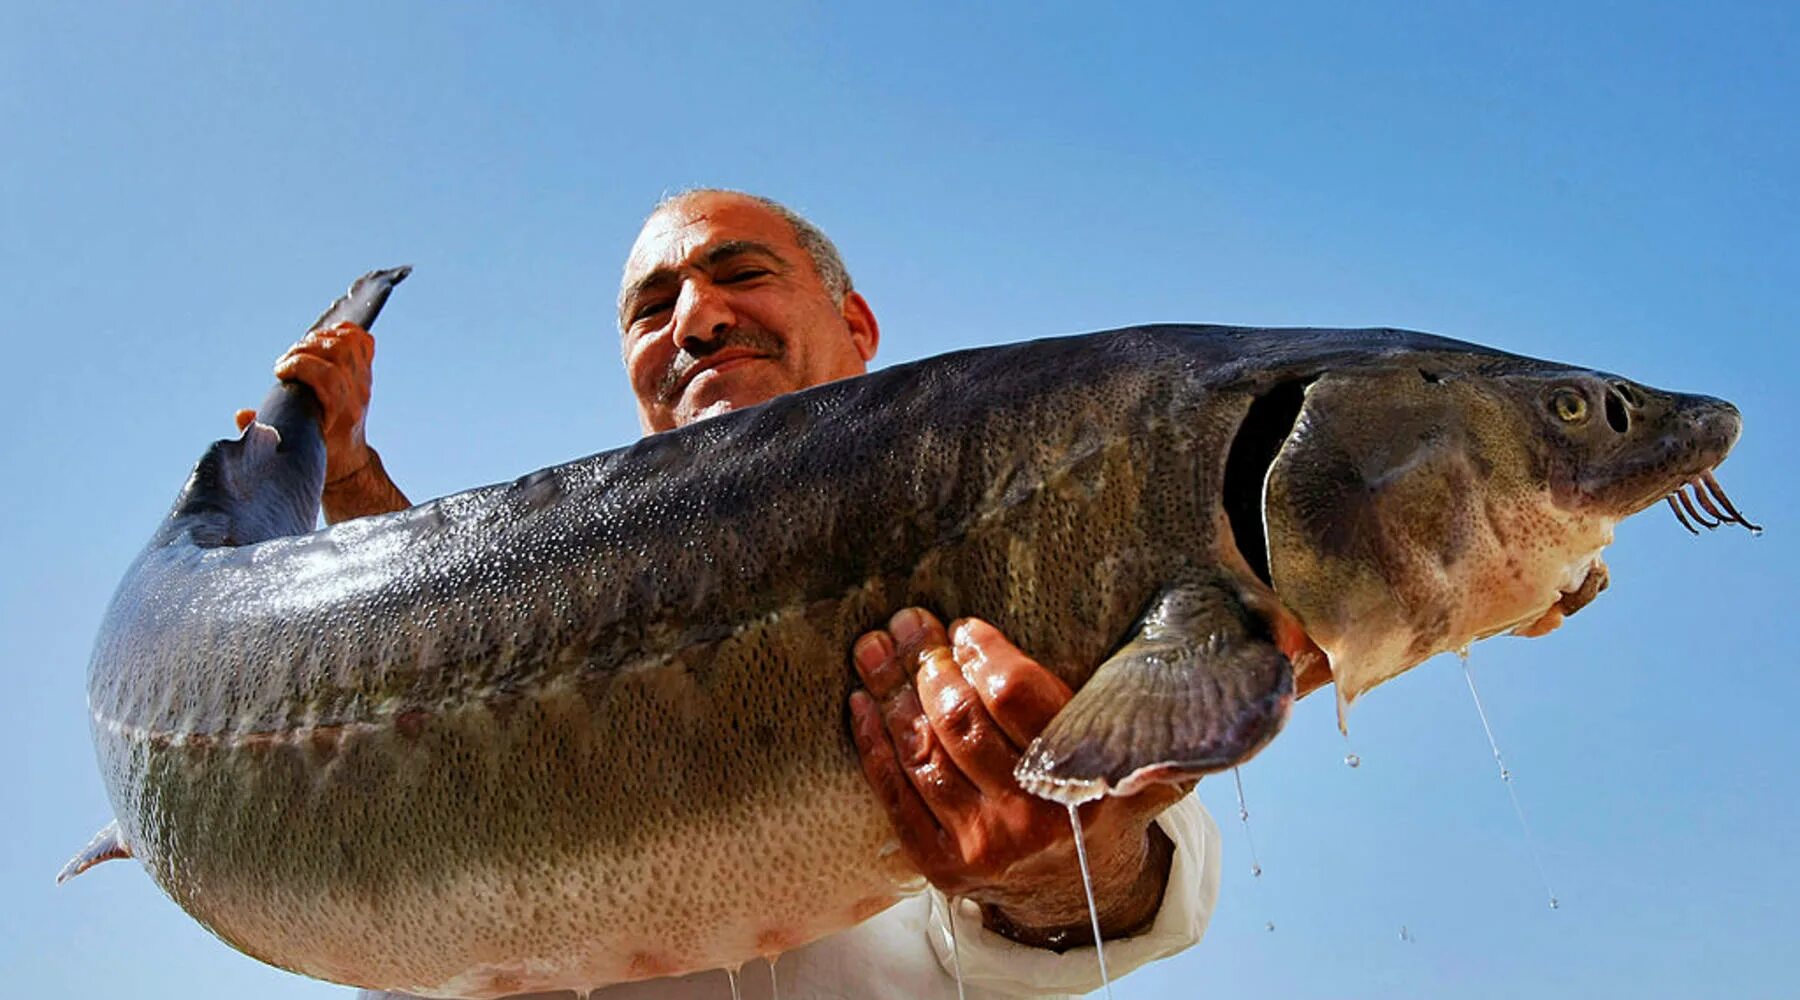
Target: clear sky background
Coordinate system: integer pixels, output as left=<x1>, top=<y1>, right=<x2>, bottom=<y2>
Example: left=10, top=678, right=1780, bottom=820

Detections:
left=5, top=4, right=1796, bottom=998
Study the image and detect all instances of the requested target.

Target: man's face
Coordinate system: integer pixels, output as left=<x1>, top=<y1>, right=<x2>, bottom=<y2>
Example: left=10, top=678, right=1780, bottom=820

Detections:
left=619, top=193, right=879, bottom=434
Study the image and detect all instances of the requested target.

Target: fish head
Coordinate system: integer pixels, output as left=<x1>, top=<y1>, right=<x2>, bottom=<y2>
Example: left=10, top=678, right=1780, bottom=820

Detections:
left=1257, top=352, right=1747, bottom=726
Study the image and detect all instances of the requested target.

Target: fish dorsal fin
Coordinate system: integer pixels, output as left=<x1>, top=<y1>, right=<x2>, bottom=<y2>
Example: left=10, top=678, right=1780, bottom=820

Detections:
left=1014, top=576, right=1295, bottom=803
left=56, top=820, right=131, bottom=884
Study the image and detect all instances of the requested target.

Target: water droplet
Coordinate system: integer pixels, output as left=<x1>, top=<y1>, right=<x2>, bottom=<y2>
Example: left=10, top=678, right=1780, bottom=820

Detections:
left=946, top=896, right=967, bottom=1000
left=1265, top=921, right=1276, bottom=932
left=1548, top=896, right=1561, bottom=910
left=1344, top=753, right=1361, bottom=768
left=1461, top=653, right=1560, bottom=913
left=1398, top=925, right=1414, bottom=943
left=1231, top=768, right=1266, bottom=879
left=1067, top=803, right=1115, bottom=999
left=726, top=967, right=742, bottom=1000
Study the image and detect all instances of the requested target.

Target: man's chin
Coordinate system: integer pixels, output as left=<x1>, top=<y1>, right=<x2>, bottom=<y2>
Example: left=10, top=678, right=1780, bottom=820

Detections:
left=675, top=367, right=789, bottom=428
left=683, top=399, right=740, bottom=425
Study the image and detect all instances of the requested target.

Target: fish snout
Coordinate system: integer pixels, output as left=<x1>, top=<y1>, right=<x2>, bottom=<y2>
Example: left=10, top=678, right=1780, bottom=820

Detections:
left=1572, top=386, right=1753, bottom=529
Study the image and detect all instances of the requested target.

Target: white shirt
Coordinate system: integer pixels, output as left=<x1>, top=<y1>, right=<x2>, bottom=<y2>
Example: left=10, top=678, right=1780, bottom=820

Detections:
left=359, top=798, right=1218, bottom=1000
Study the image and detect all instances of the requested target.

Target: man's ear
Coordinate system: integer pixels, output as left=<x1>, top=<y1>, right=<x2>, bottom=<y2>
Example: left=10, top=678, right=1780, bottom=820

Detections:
left=842, top=291, right=880, bottom=362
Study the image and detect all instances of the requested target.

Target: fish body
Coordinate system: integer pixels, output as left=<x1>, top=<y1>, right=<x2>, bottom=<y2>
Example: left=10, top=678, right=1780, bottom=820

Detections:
left=76, top=276, right=1747, bottom=996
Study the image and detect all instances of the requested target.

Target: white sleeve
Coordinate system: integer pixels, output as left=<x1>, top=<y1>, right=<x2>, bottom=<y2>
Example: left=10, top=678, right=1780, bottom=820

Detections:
left=924, top=796, right=1221, bottom=997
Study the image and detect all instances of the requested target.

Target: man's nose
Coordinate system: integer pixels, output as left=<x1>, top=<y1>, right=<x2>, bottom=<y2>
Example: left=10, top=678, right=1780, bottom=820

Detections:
left=672, top=281, right=734, bottom=351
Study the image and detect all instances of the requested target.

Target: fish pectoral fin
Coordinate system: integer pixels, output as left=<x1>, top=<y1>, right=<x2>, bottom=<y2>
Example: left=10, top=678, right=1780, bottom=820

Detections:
left=1015, top=578, right=1295, bottom=803
left=56, top=820, right=131, bottom=885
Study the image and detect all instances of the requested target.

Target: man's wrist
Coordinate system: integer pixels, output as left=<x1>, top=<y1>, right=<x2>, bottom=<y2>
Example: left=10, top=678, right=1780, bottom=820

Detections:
left=977, top=823, right=1175, bottom=952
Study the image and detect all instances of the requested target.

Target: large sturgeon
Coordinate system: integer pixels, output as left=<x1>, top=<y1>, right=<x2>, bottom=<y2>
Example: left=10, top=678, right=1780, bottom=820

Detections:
left=67, top=270, right=1754, bottom=996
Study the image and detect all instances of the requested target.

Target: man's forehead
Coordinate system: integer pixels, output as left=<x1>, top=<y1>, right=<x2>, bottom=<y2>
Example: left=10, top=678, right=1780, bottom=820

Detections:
left=625, top=196, right=795, bottom=276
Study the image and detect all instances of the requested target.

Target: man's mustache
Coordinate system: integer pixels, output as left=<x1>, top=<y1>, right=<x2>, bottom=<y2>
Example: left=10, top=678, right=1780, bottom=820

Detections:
left=657, top=327, right=786, bottom=404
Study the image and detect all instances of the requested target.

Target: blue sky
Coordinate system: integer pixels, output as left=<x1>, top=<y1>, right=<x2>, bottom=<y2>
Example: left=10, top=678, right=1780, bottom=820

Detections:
left=4, top=4, right=1796, bottom=998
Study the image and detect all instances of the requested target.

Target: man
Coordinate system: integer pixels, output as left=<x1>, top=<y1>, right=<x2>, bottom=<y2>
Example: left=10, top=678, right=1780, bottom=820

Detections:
left=249, top=190, right=1220, bottom=998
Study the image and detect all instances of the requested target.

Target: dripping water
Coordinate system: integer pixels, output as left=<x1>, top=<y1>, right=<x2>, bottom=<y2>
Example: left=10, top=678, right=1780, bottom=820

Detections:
left=1066, top=803, right=1114, bottom=999
left=766, top=955, right=780, bottom=1000
left=1459, top=650, right=1559, bottom=910
left=946, top=896, right=967, bottom=1000
left=1399, top=925, right=1415, bottom=944
left=1230, top=768, right=1265, bottom=878
left=1232, top=767, right=1278, bottom=933
left=726, top=966, right=742, bottom=1000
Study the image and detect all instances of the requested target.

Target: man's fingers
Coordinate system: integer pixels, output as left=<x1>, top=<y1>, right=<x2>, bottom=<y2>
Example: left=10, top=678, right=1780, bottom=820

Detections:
left=850, top=691, right=951, bottom=865
left=916, top=651, right=1022, bottom=797
left=851, top=631, right=904, bottom=699
left=950, top=617, right=1073, bottom=748
left=275, top=354, right=366, bottom=443
left=275, top=351, right=350, bottom=399
left=275, top=324, right=373, bottom=398
left=298, top=322, right=375, bottom=370
left=889, top=608, right=950, bottom=667
left=852, top=608, right=955, bottom=701
left=879, top=684, right=982, bottom=833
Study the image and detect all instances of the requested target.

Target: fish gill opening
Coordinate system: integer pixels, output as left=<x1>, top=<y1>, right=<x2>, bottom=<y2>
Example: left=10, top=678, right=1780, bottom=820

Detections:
left=1222, top=377, right=1312, bottom=586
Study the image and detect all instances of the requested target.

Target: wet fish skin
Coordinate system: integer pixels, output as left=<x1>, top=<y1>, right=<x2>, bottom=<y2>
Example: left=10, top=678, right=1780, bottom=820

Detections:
left=75, top=273, right=1744, bottom=995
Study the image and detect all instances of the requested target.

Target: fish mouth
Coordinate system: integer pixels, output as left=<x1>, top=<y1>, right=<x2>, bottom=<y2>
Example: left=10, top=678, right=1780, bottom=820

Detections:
left=1556, top=559, right=1610, bottom=617
left=1664, top=469, right=1762, bottom=535
left=1510, top=555, right=1611, bottom=639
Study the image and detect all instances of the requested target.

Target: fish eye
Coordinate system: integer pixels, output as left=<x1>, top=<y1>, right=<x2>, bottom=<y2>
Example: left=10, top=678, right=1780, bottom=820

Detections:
left=1551, top=388, right=1589, bottom=424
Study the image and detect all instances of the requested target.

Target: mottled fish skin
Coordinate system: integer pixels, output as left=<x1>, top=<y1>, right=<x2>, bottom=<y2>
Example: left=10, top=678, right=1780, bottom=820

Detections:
left=80, top=303, right=1743, bottom=995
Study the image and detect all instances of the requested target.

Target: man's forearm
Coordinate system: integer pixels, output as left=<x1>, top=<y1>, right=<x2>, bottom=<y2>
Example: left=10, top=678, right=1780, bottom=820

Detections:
left=322, top=446, right=411, bottom=524
left=978, top=823, right=1175, bottom=951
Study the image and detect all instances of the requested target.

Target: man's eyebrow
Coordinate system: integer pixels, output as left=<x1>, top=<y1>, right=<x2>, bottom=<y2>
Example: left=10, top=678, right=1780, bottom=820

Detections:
left=704, top=239, right=789, bottom=268
left=622, top=268, right=678, bottom=307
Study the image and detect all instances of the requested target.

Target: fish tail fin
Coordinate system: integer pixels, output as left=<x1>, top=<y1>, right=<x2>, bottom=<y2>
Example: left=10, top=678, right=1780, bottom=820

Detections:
left=308, top=265, right=410, bottom=333
left=155, top=267, right=411, bottom=549
left=56, top=820, right=131, bottom=884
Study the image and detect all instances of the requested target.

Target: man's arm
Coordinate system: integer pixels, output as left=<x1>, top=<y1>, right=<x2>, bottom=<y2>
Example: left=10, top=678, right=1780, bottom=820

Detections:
left=848, top=610, right=1187, bottom=950
left=234, top=321, right=410, bottom=523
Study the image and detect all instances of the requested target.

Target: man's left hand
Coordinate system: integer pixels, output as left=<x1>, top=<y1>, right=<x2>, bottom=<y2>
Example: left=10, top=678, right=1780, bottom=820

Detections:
left=848, top=609, right=1183, bottom=948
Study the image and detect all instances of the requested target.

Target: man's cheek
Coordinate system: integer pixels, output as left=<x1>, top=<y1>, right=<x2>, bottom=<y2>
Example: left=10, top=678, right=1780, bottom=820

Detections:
left=623, top=339, right=668, bottom=395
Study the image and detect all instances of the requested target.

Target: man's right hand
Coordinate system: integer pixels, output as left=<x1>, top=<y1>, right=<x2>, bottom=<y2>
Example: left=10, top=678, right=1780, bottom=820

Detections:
left=234, top=321, right=375, bottom=484
left=235, top=321, right=410, bottom=523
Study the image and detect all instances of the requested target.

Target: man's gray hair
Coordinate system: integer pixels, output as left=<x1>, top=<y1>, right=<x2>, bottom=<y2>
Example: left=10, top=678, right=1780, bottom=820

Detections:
left=641, top=189, right=855, bottom=304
